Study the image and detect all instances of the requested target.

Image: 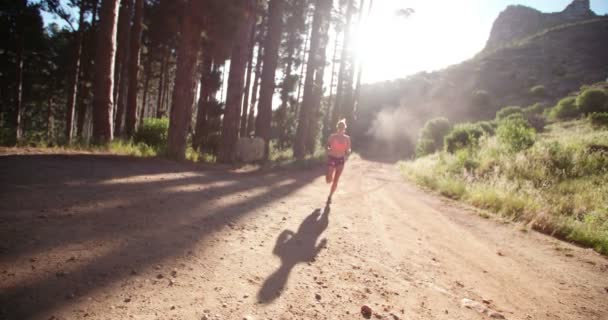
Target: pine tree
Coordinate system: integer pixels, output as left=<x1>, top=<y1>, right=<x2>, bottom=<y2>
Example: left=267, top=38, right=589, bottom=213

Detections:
left=92, top=0, right=120, bottom=144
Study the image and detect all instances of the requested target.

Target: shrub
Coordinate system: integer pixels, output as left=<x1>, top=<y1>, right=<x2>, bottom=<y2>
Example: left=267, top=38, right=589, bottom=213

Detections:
left=497, top=117, right=536, bottom=153
left=549, top=97, right=579, bottom=120
left=589, top=112, right=608, bottom=128
left=526, top=113, right=547, bottom=132
left=529, top=85, right=546, bottom=97
left=415, top=138, right=436, bottom=158
left=524, top=103, right=545, bottom=116
left=476, top=121, right=496, bottom=135
left=496, top=106, right=523, bottom=120
left=134, top=117, right=169, bottom=151
left=444, top=123, right=484, bottom=153
left=416, top=117, right=451, bottom=157
left=577, top=88, right=608, bottom=115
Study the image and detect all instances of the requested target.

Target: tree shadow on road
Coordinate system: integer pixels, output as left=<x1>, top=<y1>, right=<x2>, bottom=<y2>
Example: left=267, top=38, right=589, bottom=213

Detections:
left=0, top=154, right=322, bottom=319
left=257, top=205, right=330, bottom=303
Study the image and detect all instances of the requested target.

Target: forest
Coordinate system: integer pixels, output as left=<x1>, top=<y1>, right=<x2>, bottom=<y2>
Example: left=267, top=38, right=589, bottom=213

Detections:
left=0, top=0, right=380, bottom=162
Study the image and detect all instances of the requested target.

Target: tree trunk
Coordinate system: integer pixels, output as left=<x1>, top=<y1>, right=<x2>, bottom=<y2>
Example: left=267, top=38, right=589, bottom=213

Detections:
left=65, top=1, right=86, bottom=144
left=15, top=34, right=24, bottom=143
left=47, top=96, right=54, bottom=142
left=156, top=47, right=167, bottom=118
left=77, top=0, right=99, bottom=139
left=218, top=1, right=256, bottom=163
left=92, top=0, right=121, bottom=145
left=293, top=0, right=331, bottom=158
left=331, top=0, right=354, bottom=128
left=114, top=0, right=133, bottom=137
left=125, top=0, right=144, bottom=137
left=295, top=14, right=311, bottom=116
left=247, top=33, right=264, bottom=136
left=140, top=54, right=151, bottom=125
left=277, top=0, right=306, bottom=148
left=240, top=18, right=257, bottom=138
left=255, top=0, right=285, bottom=159
left=113, top=0, right=130, bottom=109
left=192, top=55, right=213, bottom=151
left=166, top=0, right=205, bottom=160
left=322, top=5, right=341, bottom=143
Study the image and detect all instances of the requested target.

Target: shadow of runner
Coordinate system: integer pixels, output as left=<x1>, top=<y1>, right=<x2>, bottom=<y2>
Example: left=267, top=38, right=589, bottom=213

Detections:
left=257, top=205, right=330, bottom=303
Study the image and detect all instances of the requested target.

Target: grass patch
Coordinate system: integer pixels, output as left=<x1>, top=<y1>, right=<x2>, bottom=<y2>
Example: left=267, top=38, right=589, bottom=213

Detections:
left=401, top=119, right=608, bottom=255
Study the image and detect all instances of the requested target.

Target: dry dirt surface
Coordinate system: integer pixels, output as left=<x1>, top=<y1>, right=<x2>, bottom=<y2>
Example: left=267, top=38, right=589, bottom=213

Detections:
left=1, top=152, right=607, bottom=320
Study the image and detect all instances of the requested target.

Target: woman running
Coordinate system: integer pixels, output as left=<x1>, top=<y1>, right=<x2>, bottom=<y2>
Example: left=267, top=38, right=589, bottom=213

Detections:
left=326, top=119, right=351, bottom=204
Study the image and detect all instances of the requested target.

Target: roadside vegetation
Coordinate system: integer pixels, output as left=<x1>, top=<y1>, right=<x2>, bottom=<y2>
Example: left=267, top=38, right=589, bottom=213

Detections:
left=403, top=83, right=608, bottom=254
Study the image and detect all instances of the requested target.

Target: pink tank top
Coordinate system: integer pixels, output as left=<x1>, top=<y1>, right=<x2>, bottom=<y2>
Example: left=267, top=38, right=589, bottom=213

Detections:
left=330, top=137, right=348, bottom=154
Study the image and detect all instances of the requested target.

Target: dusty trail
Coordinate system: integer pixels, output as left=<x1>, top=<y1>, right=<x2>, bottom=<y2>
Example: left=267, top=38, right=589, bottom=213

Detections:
left=1, top=153, right=607, bottom=320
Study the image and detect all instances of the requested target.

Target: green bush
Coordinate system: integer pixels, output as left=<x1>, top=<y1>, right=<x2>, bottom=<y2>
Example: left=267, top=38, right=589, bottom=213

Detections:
left=134, top=118, right=169, bottom=151
left=589, top=112, right=608, bottom=128
left=496, top=106, right=523, bottom=120
left=476, top=121, right=496, bottom=135
left=577, top=88, right=608, bottom=115
left=416, top=117, right=451, bottom=157
left=526, top=113, right=547, bottom=132
left=529, top=85, right=546, bottom=97
left=497, top=117, right=536, bottom=153
left=415, top=138, right=436, bottom=158
left=444, top=123, right=484, bottom=153
left=0, top=127, right=16, bottom=146
left=550, top=97, right=580, bottom=120
left=524, top=103, right=545, bottom=116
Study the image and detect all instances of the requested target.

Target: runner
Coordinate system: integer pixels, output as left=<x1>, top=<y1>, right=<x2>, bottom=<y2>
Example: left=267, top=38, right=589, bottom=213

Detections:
left=326, top=119, right=351, bottom=204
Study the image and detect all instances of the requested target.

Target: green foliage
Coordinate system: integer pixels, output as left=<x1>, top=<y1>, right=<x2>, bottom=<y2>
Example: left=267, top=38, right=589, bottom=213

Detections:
left=589, top=112, right=608, bottom=128
left=134, top=118, right=169, bottom=152
left=524, top=103, right=545, bottom=116
left=577, top=88, right=608, bottom=115
left=529, top=85, right=546, bottom=97
left=550, top=97, right=580, bottom=120
left=496, top=106, right=523, bottom=120
left=497, top=116, right=536, bottom=153
left=0, top=127, right=17, bottom=146
left=108, top=140, right=157, bottom=157
left=444, top=123, right=485, bottom=153
left=415, top=138, right=436, bottom=158
left=416, top=117, right=451, bottom=157
left=401, top=119, right=608, bottom=255
left=475, top=121, right=497, bottom=135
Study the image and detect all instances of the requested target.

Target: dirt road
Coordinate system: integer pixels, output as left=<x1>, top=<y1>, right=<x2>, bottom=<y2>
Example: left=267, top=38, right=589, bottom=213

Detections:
left=1, top=153, right=607, bottom=320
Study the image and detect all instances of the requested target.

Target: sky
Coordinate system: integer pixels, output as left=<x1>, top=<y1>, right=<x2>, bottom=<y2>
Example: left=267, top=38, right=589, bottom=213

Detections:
left=39, top=0, right=608, bottom=85
left=355, top=0, right=608, bottom=83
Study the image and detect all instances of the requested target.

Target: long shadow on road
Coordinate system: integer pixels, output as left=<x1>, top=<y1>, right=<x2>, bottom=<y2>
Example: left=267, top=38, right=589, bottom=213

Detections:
left=0, top=154, right=321, bottom=319
left=257, top=205, right=330, bottom=303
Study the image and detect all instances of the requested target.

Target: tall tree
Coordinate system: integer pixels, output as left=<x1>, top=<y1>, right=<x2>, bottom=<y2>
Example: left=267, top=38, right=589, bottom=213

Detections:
left=113, top=0, right=132, bottom=136
left=247, top=14, right=267, bottom=136
left=92, top=0, right=120, bottom=144
left=239, top=17, right=257, bottom=138
left=125, top=0, right=144, bottom=137
left=331, top=0, right=354, bottom=128
left=166, top=0, right=206, bottom=160
left=192, top=54, right=214, bottom=151
left=65, top=0, right=87, bottom=144
left=77, top=0, right=99, bottom=139
left=255, top=0, right=286, bottom=159
left=293, top=0, right=331, bottom=158
left=276, top=0, right=308, bottom=149
left=218, top=1, right=256, bottom=163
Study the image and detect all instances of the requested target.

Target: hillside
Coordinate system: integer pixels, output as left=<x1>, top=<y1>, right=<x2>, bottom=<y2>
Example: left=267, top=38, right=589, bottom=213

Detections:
left=355, top=0, right=608, bottom=158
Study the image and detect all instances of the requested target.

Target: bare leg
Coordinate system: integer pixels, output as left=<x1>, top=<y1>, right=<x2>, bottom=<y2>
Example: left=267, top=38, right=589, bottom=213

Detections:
left=329, top=165, right=344, bottom=200
left=326, top=166, right=335, bottom=184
